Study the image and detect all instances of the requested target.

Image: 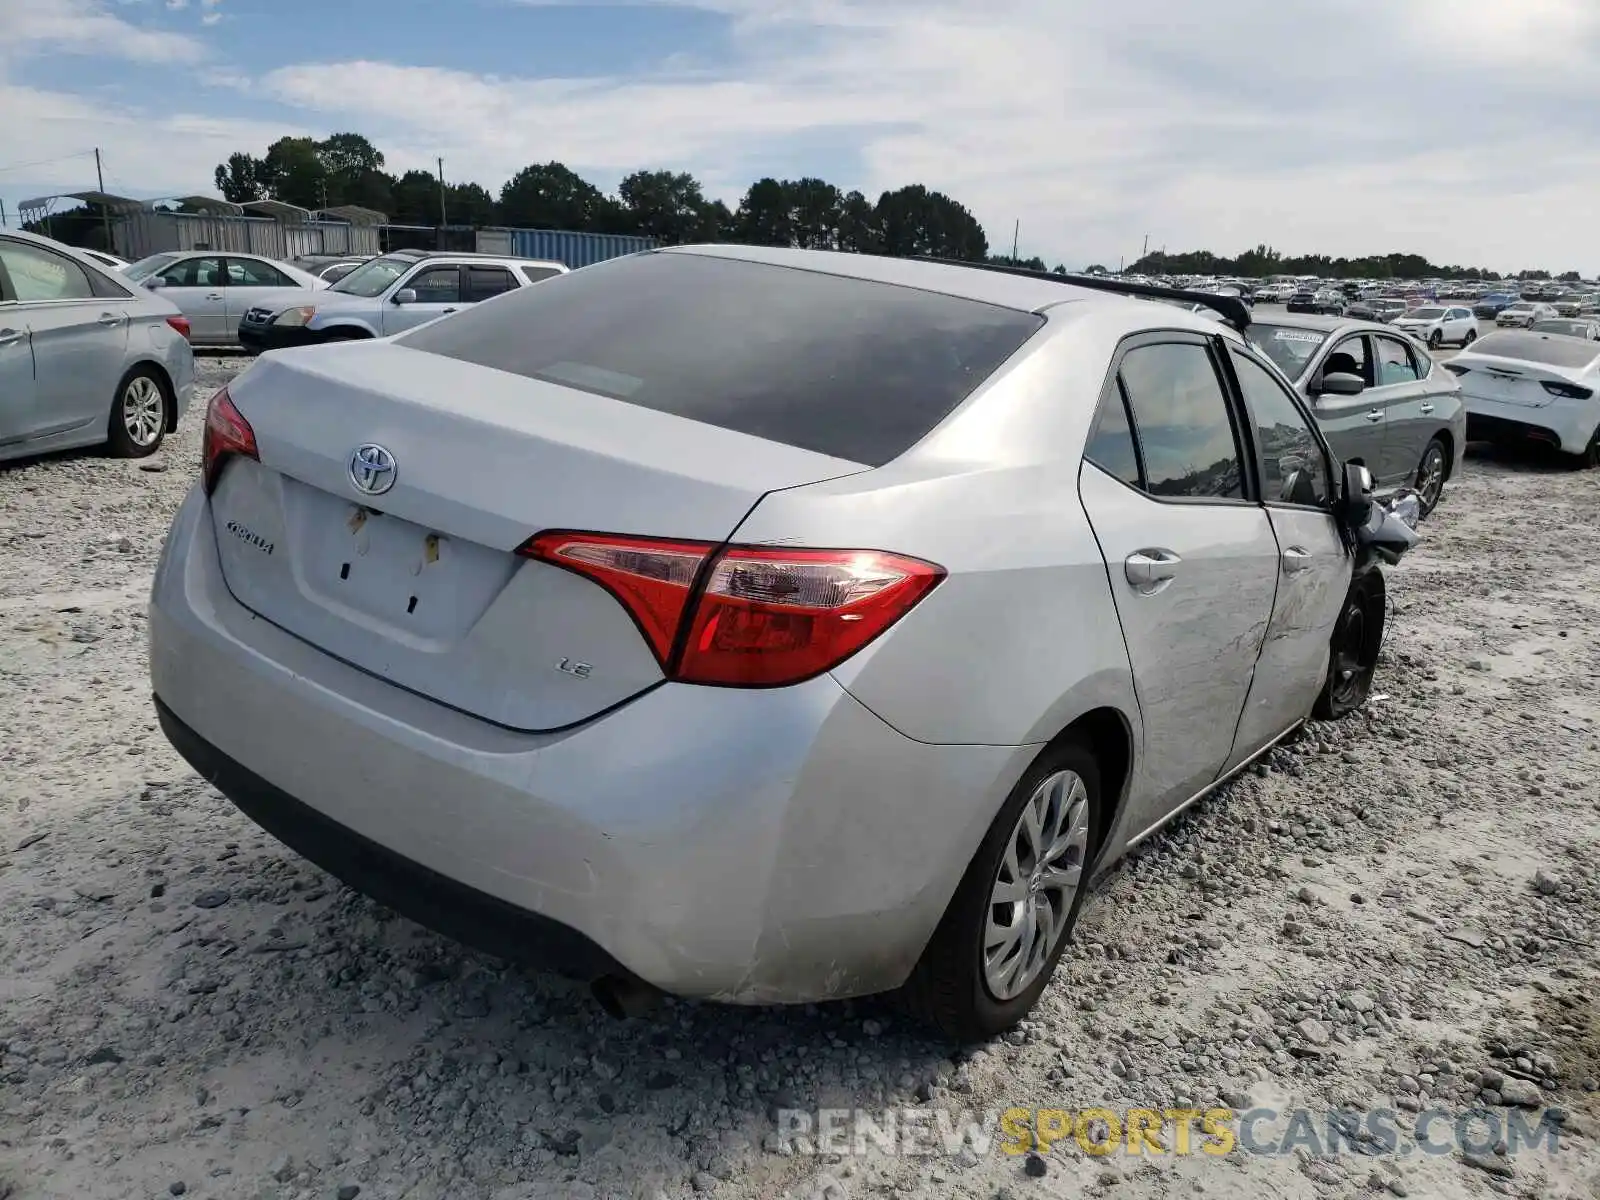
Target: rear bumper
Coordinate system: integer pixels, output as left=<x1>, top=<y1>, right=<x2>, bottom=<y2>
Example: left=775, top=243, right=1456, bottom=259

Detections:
left=1464, top=396, right=1598, bottom=453
left=148, top=487, right=1028, bottom=1002
left=156, top=697, right=627, bottom=981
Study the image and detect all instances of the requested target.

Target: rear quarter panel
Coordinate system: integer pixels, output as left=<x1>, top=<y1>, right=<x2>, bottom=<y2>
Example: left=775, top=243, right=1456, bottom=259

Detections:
left=730, top=310, right=1145, bottom=752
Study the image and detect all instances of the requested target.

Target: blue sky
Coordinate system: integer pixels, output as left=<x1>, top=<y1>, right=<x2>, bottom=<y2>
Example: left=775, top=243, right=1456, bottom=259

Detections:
left=2, top=0, right=1598, bottom=272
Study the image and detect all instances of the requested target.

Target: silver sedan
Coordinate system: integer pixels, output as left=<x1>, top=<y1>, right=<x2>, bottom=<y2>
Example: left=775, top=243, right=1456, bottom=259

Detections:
left=149, top=247, right=1413, bottom=1038
left=1, top=229, right=195, bottom=461
left=124, top=251, right=327, bottom=346
left=1245, top=314, right=1467, bottom=516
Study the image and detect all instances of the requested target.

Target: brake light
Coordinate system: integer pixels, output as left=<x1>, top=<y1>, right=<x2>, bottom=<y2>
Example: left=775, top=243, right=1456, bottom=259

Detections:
left=165, top=315, right=191, bottom=339
left=1541, top=380, right=1594, bottom=400
left=201, top=386, right=257, bottom=494
left=519, top=533, right=944, bottom=687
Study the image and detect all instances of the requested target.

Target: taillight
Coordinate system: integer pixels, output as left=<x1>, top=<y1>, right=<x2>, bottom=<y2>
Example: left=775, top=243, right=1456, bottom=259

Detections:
left=201, top=386, right=257, bottom=494
left=519, top=533, right=944, bottom=687
left=165, top=315, right=191, bottom=340
left=1541, top=380, right=1593, bottom=400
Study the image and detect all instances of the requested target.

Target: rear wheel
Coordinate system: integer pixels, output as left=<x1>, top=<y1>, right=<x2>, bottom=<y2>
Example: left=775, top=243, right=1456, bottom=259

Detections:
left=1313, top=575, right=1384, bottom=720
left=105, top=366, right=168, bottom=458
left=1413, top=437, right=1448, bottom=516
left=1569, top=425, right=1600, bottom=470
left=899, top=740, right=1100, bottom=1041
left=1427, top=329, right=1442, bottom=349
left=1463, top=329, right=1478, bottom=346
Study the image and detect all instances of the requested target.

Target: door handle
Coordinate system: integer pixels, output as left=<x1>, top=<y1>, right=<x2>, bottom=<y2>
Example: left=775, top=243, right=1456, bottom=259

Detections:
left=97, top=312, right=124, bottom=326
left=1419, top=402, right=1435, bottom=414
left=1281, top=546, right=1313, bottom=574
left=205, top=293, right=223, bottom=301
left=1364, top=410, right=1383, bottom=422
left=441, top=307, right=457, bottom=314
left=1125, top=549, right=1182, bottom=588
left=0, top=327, right=22, bottom=347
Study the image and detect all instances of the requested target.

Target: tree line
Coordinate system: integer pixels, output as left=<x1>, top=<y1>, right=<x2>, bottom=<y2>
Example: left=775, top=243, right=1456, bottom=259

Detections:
left=1130, top=244, right=1584, bottom=283
left=210, top=132, right=991, bottom=261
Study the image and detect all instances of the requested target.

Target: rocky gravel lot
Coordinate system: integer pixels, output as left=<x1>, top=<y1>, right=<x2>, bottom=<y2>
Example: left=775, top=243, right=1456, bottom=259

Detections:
left=2, top=356, right=1598, bottom=1200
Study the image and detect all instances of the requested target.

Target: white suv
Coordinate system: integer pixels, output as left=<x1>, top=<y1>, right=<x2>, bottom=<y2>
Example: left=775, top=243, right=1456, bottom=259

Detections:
left=237, top=251, right=567, bottom=351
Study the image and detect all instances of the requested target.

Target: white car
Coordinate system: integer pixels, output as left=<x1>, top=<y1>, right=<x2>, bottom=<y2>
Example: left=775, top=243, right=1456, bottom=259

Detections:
left=81, top=248, right=130, bottom=272
left=237, top=251, right=568, bottom=351
left=1449, top=330, right=1600, bottom=466
left=1390, top=304, right=1479, bottom=349
left=123, top=251, right=329, bottom=346
left=1495, top=300, right=1557, bottom=329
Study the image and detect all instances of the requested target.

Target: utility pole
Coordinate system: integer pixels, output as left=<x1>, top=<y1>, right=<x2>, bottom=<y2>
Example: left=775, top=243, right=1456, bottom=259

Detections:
left=94, top=147, right=113, bottom=254
left=437, top=157, right=448, bottom=227
left=1141, top=233, right=1149, bottom=261
left=1011, top=219, right=1019, bottom=262
left=1118, top=255, right=1125, bottom=275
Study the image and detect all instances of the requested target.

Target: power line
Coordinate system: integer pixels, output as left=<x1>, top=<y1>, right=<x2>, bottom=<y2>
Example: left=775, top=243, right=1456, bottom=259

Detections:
left=0, top=149, right=97, bottom=176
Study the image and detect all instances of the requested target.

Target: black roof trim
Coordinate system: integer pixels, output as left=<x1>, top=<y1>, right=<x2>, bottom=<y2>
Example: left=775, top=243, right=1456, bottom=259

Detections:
left=918, top=257, right=1252, bottom=332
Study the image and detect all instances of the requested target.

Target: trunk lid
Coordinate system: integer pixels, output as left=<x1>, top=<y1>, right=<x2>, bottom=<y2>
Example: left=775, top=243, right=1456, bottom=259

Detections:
left=1457, top=358, right=1590, bottom=409
left=209, top=343, right=866, bottom=730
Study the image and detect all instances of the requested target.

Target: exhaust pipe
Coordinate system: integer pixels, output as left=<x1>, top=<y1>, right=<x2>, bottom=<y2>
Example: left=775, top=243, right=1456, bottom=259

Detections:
left=590, top=974, right=662, bottom=1020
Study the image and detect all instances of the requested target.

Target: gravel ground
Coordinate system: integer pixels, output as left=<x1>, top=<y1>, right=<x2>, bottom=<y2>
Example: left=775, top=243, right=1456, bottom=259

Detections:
left=2, top=356, right=1598, bottom=1200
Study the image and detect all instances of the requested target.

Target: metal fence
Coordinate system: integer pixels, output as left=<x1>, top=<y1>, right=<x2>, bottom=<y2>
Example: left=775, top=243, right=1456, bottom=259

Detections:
left=110, top=211, right=652, bottom=269
left=114, top=210, right=380, bottom=261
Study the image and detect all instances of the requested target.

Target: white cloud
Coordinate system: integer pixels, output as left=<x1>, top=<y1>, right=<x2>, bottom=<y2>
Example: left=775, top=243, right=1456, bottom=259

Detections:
left=5, top=0, right=1598, bottom=270
left=201, top=12, right=221, bottom=24
left=166, top=0, right=188, bottom=10
left=0, top=0, right=204, bottom=63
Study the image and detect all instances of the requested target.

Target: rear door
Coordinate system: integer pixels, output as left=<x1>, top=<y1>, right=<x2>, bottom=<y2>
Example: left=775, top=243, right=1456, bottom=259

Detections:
left=224, top=257, right=302, bottom=338
left=1222, top=345, right=1349, bottom=762
left=463, top=264, right=518, bottom=304
left=155, top=255, right=228, bottom=343
left=382, top=263, right=462, bottom=334
left=0, top=237, right=128, bottom=442
left=1076, top=333, right=1280, bottom=830
left=0, top=257, right=36, bottom=445
left=1369, top=333, right=1429, bottom=484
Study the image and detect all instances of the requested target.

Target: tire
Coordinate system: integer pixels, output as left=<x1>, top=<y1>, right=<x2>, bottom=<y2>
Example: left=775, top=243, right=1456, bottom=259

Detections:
left=1464, top=329, right=1477, bottom=346
left=1413, top=437, right=1448, bottom=517
left=1313, top=574, right=1385, bottom=720
left=898, top=739, right=1101, bottom=1041
left=105, top=366, right=169, bottom=458
left=1428, top=330, right=1442, bottom=349
left=1568, top=425, right=1600, bottom=470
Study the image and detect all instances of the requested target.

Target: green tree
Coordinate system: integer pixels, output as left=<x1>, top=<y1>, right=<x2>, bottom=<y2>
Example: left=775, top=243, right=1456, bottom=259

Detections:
left=735, top=177, right=794, bottom=246
left=213, top=152, right=265, bottom=203
left=617, top=170, right=721, bottom=244
left=498, top=162, right=618, bottom=230
left=875, top=185, right=988, bottom=260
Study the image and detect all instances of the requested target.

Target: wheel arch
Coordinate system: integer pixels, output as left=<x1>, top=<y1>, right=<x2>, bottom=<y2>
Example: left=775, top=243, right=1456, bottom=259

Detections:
left=1431, top=426, right=1457, bottom=479
left=316, top=320, right=377, bottom=339
left=116, top=358, right=178, bottom=431
left=1042, top=705, right=1134, bottom=854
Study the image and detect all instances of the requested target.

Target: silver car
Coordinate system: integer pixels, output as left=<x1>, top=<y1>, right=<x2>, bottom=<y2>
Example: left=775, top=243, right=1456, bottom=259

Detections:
left=1245, top=314, right=1467, bottom=516
left=123, top=250, right=328, bottom=346
left=149, top=247, right=1412, bottom=1038
left=1, top=229, right=195, bottom=461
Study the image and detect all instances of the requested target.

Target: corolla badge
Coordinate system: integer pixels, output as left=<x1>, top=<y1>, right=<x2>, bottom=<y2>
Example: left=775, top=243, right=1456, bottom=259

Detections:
left=349, top=443, right=397, bottom=496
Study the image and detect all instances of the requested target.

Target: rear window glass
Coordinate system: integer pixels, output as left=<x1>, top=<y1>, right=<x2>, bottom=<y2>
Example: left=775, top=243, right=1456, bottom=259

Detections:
left=397, top=251, right=1044, bottom=465
left=1470, top=331, right=1600, bottom=370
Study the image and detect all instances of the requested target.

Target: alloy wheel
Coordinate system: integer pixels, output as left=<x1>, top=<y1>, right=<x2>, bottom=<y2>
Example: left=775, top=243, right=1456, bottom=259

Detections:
left=122, top=376, right=164, bottom=448
left=982, top=769, right=1090, bottom=1000
left=1329, top=599, right=1368, bottom=709
left=1417, top=445, right=1445, bottom=512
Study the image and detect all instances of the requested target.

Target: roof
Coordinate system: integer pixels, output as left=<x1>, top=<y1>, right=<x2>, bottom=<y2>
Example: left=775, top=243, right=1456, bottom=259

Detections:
left=314, top=205, right=388, bottom=225
left=662, top=243, right=1169, bottom=316
left=18, top=189, right=146, bottom=213
left=1248, top=312, right=1406, bottom=337
left=388, top=250, right=565, bottom=264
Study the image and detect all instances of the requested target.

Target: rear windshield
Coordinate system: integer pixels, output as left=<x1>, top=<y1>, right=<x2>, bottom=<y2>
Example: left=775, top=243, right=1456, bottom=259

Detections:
left=1470, top=331, right=1600, bottom=370
left=398, top=251, right=1044, bottom=465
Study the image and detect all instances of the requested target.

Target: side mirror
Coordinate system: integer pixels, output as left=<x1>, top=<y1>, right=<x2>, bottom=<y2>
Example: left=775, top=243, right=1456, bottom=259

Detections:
left=1340, top=462, right=1375, bottom=528
left=143, top=277, right=165, bottom=290
left=392, top=288, right=417, bottom=306
left=1315, top=371, right=1366, bottom=397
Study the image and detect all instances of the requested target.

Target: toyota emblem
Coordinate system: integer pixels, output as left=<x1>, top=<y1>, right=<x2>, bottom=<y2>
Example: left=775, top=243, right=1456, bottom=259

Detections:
left=349, top=443, right=397, bottom=496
